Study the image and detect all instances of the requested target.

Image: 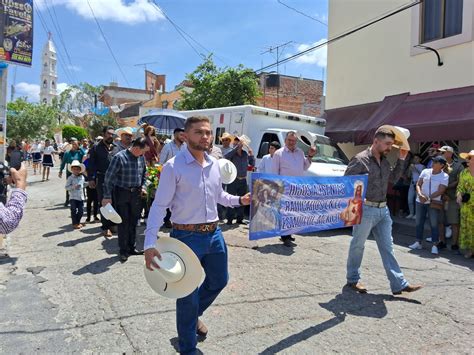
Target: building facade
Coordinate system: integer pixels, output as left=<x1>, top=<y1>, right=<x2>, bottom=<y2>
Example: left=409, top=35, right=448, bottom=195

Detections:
left=257, top=73, right=324, bottom=117
left=39, top=35, right=58, bottom=105
left=325, top=0, right=474, bottom=158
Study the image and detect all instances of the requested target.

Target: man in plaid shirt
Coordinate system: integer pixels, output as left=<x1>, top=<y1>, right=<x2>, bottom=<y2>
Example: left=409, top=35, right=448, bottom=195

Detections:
left=103, top=137, right=149, bottom=262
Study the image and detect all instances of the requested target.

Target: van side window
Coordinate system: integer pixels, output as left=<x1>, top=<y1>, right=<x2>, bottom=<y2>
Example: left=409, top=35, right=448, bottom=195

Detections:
left=257, top=133, right=280, bottom=158
left=215, top=127, right=225, bottom=145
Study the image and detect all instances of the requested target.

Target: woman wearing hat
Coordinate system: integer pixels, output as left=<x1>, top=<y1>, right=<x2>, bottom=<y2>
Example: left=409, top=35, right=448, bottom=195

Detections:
left=456, top=150, right=474, bottom=258
left=410, top=156, right=449, bottom=255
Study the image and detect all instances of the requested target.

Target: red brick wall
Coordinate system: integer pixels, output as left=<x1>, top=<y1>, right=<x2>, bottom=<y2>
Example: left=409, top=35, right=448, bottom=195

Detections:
left=257, top=75, right=324, bottom=117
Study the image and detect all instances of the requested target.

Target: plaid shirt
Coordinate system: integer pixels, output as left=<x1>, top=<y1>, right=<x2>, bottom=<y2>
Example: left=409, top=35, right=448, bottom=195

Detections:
left=103, top=149, right=146, bottom=199
left=0, top=189, right=27, bottom=234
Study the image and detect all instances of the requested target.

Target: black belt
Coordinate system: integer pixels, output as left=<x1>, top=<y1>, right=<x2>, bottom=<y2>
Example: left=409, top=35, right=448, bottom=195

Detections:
left=115, top=186, right=141, bottom=193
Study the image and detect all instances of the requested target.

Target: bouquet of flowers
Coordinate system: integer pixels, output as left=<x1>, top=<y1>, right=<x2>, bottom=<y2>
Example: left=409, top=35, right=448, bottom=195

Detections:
left=145, top=164, right=163, bottom=201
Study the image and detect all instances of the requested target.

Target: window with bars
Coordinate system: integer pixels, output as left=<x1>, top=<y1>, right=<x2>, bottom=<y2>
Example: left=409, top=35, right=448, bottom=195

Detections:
left=422, top=0, right=463, bottom=43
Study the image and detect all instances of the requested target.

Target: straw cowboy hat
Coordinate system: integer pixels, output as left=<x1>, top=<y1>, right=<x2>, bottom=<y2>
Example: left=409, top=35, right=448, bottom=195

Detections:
left=67, top=160, right=86, bottom=174
left=100, top=203, right=122, bottom=224
left=459, top=150, right=474, bottom=160
left=115, top=127, right=134, bottom=137
left=144, top=237, right=205, bottom=299
left=235, top=134, right=251, bottom=148
left=219, top=132, right=235, bottom=142
left=376, top=125, right=410, bottom=150
left=218, top=159, right=237, bottom=185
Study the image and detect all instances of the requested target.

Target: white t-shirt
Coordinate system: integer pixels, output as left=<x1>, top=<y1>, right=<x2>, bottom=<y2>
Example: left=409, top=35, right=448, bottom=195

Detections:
left=258, top=154, right=273, bottom=173
left=42, top=146, right=55, bottom=155
left=416, top=168, right=449, bottom=204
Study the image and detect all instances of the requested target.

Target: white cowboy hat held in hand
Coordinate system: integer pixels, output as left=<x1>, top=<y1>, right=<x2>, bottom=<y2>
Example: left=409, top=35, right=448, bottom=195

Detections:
left=377, top=125, right=411, bottom=151
left=218, top=159, right=238, bottom=185
left=100, top=203, right=122, bottom=224
left=67, top=160, right=86, bottom=174
left=144, top=237, right=205, bottom=299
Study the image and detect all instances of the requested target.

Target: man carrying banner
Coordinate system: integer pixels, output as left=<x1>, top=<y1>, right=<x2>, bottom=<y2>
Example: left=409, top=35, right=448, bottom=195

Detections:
left=271, top=131, right=316, bottom=247
left=344, top=126, right=422, bottom=295
left=144, top=116, right=251, bottom=355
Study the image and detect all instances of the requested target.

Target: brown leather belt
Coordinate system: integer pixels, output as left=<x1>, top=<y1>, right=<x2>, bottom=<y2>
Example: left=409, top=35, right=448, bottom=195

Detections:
left=172, top=222, right=218, bottom=233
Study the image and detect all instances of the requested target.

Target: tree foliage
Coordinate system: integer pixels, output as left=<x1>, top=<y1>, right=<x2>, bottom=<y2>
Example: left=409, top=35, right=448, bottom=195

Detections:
left=7, top=98, right=59, bottom=140
left=62, top=125, right=88, bottom=141
left=179, top=56, right=261, bottom=110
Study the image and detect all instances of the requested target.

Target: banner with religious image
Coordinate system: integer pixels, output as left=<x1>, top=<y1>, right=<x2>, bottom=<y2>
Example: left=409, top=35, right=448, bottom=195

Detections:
left=249, top=173, right=368, bottom=240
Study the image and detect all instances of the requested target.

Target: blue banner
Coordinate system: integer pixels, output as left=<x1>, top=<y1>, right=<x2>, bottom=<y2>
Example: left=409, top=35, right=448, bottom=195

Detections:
left=249, top=173, right=368, bottom=240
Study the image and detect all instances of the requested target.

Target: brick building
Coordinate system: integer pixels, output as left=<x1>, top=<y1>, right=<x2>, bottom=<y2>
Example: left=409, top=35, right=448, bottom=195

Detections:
left=257, top=73, right=324, bottom=116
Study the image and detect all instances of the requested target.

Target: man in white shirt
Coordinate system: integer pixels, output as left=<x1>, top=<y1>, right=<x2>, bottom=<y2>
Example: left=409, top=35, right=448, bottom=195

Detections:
left=160, top=128, right=186, bottom=164
left=271, top=132, right=316, bottom=246
left=258, top=141, right=280, bottom=173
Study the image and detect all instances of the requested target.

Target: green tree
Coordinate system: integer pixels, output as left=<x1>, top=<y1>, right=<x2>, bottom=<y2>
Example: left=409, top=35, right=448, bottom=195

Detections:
left=7, top=98, right=59, bottom=140
left=62, top=125, right=88, bottom=141
left=179, top=56, right=261, bottom=110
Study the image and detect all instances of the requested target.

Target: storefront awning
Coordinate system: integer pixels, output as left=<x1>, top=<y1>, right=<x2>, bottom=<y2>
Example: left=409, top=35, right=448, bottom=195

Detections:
left=325, top=86, right=474, bottom=144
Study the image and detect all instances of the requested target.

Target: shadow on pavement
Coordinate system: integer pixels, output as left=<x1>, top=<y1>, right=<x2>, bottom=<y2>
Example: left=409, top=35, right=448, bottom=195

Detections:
left=72, top=255, right=120, bottom=275
left=45, top=204, right=68, bottom=211
left=0, top=255, right=18, bottom=265
left=101, top=237, right=118, bottom=255
left=254, top=243, right=295, bottom=256
left=260, top=286, right=421, bottom=354
left=42, top=224, right=73, bottom=238
left=57, top=234, right=100, bottom=248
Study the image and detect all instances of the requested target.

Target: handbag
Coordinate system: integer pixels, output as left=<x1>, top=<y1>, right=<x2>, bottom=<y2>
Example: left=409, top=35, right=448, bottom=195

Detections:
left=429, top=175, right=444, bottom=210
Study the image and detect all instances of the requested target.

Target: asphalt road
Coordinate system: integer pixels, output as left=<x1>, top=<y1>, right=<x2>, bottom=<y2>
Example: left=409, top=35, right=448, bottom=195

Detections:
left=0, top=166, right=472, bottom=354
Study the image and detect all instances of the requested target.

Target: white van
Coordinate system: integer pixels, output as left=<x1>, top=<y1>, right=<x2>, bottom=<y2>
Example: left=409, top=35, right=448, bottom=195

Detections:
left=180, top=105, right=348, bottom=176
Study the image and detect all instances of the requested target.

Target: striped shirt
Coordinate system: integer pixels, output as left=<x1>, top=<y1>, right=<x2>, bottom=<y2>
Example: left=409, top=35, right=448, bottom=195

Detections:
left=103, top=149, right=146, bottom=199
left=0, top=189, right=28, bottom=234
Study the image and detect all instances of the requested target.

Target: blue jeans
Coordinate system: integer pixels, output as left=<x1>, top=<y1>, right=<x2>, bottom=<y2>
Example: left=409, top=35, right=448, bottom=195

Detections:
left=415, top=202, right=439, bottom=243
left=172, top=227, right=228, bottom=354
left=347, top=205, right=408, bottom=293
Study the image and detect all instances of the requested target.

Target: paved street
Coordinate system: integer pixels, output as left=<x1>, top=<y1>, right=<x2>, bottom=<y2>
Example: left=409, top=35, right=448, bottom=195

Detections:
left=0, top=166, right=473, bottom=354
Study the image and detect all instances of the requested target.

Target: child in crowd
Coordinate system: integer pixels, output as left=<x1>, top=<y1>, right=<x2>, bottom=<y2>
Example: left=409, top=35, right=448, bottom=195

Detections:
left=41, top=139, right=56, bottom=181
left=65, top=160, right=88, bottom=229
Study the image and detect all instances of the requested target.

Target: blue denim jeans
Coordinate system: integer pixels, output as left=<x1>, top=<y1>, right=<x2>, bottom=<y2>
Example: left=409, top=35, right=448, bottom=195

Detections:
left=172, top=227, right=228, bottom=354
left=415, top=202, right=439, bottom=243
left=347, top=205, right=408, bottom=293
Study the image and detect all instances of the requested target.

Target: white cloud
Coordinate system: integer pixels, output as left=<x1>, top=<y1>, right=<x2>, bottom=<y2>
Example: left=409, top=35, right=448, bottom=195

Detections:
left=15, top=82, right=70, bottom=102
left=293, top=39, right=327, bottom=68
left=38, top=0, right=164, bottom=25
left=15, top=82, right=40, bottom=102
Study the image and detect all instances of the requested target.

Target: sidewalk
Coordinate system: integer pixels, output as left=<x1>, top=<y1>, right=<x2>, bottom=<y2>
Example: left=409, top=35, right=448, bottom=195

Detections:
left=0, top=166, right=472, bottom=353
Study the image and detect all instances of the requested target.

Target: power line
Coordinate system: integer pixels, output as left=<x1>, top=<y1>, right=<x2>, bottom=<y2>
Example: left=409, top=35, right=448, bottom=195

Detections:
left=34, top=6, right=76, bottom=85
left=86, top=0, right=130, bottom=86
left=257, top=0, right=422, bottom=73
left=43, top=0, right=79, bottom=84
left=150, top=1, right=229, bottom=65
left=277, top=0, right=327, bottom=26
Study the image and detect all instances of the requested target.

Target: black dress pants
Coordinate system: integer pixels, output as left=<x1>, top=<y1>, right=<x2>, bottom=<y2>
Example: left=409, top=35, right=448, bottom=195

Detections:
left=113, top=187, right=142, bottom=255
left=97, top=173, right=114, bottom=231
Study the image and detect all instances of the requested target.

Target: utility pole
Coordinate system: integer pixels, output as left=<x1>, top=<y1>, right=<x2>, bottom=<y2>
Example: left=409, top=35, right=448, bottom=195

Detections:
left=261, top=41, right=292, bottom=110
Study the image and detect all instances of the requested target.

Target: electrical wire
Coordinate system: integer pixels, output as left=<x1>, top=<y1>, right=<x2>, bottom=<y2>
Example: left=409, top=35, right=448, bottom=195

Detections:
left=34, top=6, right=76, bottom=85
left=150, top=1, right=229, bottom=65
left=277, top=0, right=327, bottom=26
left=257, top=0, right=422, bottom=73
left=86, top=0, right=130, bottom=86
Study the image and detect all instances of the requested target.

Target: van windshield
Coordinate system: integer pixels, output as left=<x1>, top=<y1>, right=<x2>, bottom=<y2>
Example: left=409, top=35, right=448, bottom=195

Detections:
left=297, top=136, right=349, bottom=165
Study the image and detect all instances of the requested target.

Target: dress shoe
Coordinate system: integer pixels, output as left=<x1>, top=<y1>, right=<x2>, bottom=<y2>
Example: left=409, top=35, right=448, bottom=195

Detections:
left=226, top=219, right=233, bottom=225
left=119, top=254, right=128, bottom=263
left=346, top=282, right=367, bottom=293
left=282, top=239, right=295, bottom=247
left=393, top=284, right=423, bottom=295
left=289, top=236, right=296, bottom=241
left=197, top=319, right=208, bottom=337
left=128, top=249, right=144, bottom=256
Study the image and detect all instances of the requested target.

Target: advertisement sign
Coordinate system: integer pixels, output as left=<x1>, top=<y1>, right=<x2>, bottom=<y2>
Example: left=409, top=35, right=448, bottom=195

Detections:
left=249, top=173, right=368, bottom=240
left=0, top=0, right=33, bottom=67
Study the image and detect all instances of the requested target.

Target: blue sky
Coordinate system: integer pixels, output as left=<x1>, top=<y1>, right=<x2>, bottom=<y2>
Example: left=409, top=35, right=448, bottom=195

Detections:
left=11, top=0, right=328, bottom=102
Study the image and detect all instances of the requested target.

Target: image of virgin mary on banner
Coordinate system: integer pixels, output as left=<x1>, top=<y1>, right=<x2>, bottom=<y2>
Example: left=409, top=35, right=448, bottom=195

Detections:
left=249, top=173, right=368, bottom=240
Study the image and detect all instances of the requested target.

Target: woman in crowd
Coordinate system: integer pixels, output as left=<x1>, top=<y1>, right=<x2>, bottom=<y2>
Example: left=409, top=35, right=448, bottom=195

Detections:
left=456, top=150, right=474, bottom=258
left=410, top=156, right=449, bottom=255
left=406, top=154, right=425, bottom=219
left=142, top=124, right=161, bottom=165
left=41, top=139, right=56, bottom=181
